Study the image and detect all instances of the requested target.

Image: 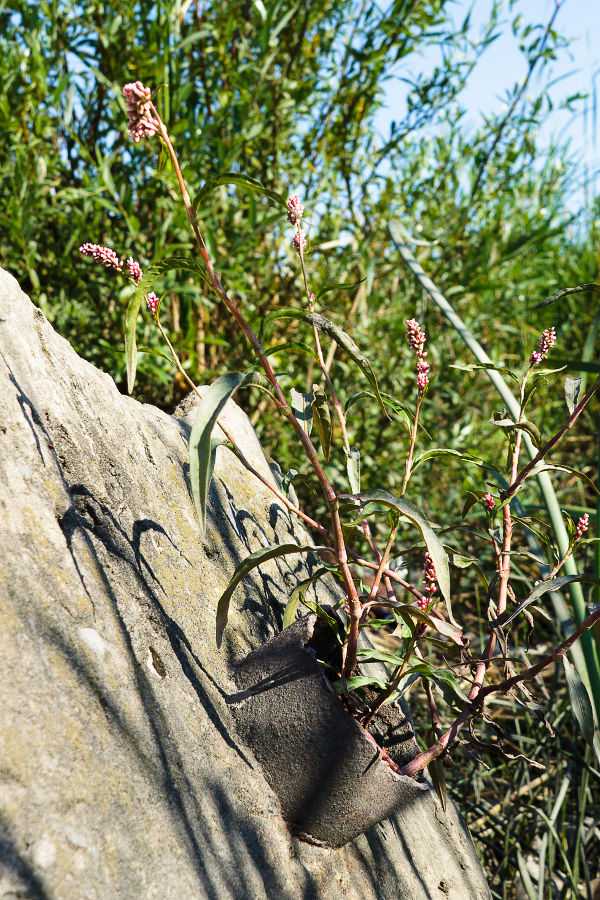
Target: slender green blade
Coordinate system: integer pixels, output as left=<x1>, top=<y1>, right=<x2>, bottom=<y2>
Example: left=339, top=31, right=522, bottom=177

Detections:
left=503, top=574, right=600, bottom=626
left=193, top=172, right=287, bottom=211
left=216, top=543, right=323, bottom=646
left=311, top=384, right=332, bottom=460
left=260, top=308, right=387, bottom=416
left=282, top=566, right=329, bottom=629
left=563, top=654, right=596, bottom=747
left=341, top=488, right=453, bottom=618
left=124, top=256, right=210, bottom=393
left=189, top=372, right=246, bottom=535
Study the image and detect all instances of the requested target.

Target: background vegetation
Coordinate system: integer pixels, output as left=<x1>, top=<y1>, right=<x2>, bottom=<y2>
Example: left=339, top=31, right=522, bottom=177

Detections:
left=1, top=0, right=598, bottom=895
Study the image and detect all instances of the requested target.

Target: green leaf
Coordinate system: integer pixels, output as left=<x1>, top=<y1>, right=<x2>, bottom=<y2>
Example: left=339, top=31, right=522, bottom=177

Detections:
left=564, top=375, right=582, bottom=415
left=563, top=654, right=596, bottom=747
left=406, top=662, right=469, bottom=704
left=502, top=574, right=600, bottom=626
left=238, top=371, right=280, bottom=403
left=412, top=448, right=498, bottom=475
left=311, top=384, right=332, bottom=461
left=260, top=308, right=387, bottom=416
left=124, top=256, right=210, bottom=393
left=451, top=361, right=519, bottom=382
left=264, top=340, right=318, bottom=362
left=533, top=282, right=600, bottom=310
left=290, top=387, right=313, bottom=436
left=189, top=372, right=247, bottom=536
left=528, top=462, right=598, bottom=494
left=346, top=448, right=361, bottom=493
left=314, top=277, right=366, bottom=303
left=356, top=647, right=404, bottom=666
left=216, top=543, right=323, bottom=646
left=339, top=489, right=453, bottom=619
left=490, top=417, right=542, bottom=448
left=193, top=172, right=288, bottom=212
left=282, top=567, right=329, bottom=629
left=333, top=675, right=389, bottom=694
left=345, top=390, right=414, bottom=435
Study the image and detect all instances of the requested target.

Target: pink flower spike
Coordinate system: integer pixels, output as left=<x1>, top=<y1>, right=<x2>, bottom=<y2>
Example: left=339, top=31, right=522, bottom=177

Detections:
left=286, top=193, right=304, bottom=225
left=146, top=292, right=159, bottom=317
left=122, top=81, right=160, bottom=143
left=292, top=228, right=307, bottom=254
left=575, top=513, right=589, bottom=540
left=406, top=318, right=429, bottom=396
left=405, top=318, right=426, bottom=353
left=529, top=327, right=556, bottom=366
left=126, top=257, right=143, bottom=285
left=483, top=492, right=495, bottom=512
left=417, top=552, right=437, bottom=609
left=80, top=243, right=123, bottom=273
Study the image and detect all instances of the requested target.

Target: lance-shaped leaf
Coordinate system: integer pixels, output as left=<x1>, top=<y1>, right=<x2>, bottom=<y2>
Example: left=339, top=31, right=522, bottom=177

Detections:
left=311, top=384, right=332, bottom=460
left=339, top=489, right=453, bottom=619
left=528, top=462, right=598, bottom=494
left=189, top=372, right=250, bottom=535
left=333, top=675, right=389, bottom=694
left=490, top=417, right=542, bottom=448
left=315, top=277, right=366, bottom=302
left=260, top=308, right=387, bottom=416
left=345, top=389, right=415, bottom=435
left=502, top=574, right=600, bottom=627
left=290, top=388, right=313, bottom=436
left=564, top=376, right=582, bottom=415
left=124, top=256, right=211, bottom=393
left=563, top=655, right=596, bottom=748
left=411, top=447, right=499, bottom=475
left=406, top=662, right=469, bottom=705
left=193, top=172, right=288, bottom=212
left=533, top=282, right=600, bottom=310
left=282, top=566, right=329, bottom=629
left=216, top=543, right=324, bottom=645
left=346, top=448, right=361, bottom=493
left=189, top=371, right=279, bottom=535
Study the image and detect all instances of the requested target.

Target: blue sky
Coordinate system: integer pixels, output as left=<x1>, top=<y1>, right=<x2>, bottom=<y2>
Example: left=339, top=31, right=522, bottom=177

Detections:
left=379, top=0, right=600, bottom=209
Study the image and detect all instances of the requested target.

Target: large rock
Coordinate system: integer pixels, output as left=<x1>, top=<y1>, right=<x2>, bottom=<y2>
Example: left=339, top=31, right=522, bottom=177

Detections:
left=0, top=266, right=490, bottom=899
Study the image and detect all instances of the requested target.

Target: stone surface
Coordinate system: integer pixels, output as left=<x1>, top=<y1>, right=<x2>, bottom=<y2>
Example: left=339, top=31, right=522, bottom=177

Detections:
left=0, top=266, right=491, bottom=899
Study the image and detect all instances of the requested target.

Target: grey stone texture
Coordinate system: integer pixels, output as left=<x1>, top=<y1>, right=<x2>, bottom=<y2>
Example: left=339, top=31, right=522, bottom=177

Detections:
left=0, top=266, right=490, bottom=899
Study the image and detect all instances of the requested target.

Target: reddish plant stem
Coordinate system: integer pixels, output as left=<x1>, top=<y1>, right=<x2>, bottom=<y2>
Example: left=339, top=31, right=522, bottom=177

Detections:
left=153, top=110, right=363, bottom=668
left=400, top=393, right=423, bottom=496
left=401, top=603, right=600, bottom=778
left=156, top=319, right=329, bottom=538
left=500, top=372, right=600, bottom=504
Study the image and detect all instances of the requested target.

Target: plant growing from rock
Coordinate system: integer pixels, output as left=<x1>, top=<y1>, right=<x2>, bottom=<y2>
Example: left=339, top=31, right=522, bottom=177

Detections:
left=80, top=80, right=600, bottom=785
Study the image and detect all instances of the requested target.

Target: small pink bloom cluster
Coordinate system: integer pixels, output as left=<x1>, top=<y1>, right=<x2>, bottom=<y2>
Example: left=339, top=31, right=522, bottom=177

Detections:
left=287, top=192, right=307, bottom=255
left=80, top=243, right=157, bottom=316
left=293, top=230, right=307, bottom=254
left=418, top=552, right=437, bottom=609
left=286, top=193, right=304, bottom=225
left=405, top=318, right=430, bottom=395
left=529, top=327, right=556, bottom=366
left=127, top=257, right=143, bottom=284
left=575, top=513, right=589, bottom=540
left=80, top=244, right=145, bottom=286
left=80, top=243, right=123, bottom=273
left=122, top=81, right=160, bottom=143
left=482, top=492, right=495, bottom=512
left=146, top=292, right=159, bottom=317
